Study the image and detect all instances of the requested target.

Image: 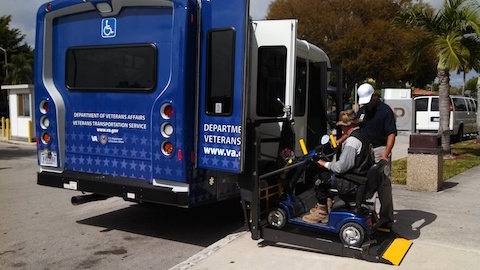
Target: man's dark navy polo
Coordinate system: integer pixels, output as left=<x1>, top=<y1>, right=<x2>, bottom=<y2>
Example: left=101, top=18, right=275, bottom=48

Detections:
left=356, top=101, right=397, bottom=147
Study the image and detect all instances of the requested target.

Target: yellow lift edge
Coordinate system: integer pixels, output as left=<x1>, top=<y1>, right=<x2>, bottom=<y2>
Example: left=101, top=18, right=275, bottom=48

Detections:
left=381, top=237, right=413, bottom=266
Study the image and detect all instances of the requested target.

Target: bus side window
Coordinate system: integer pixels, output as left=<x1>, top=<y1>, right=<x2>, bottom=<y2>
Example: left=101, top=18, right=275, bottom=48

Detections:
left=206, top=28, right=235, bottom=115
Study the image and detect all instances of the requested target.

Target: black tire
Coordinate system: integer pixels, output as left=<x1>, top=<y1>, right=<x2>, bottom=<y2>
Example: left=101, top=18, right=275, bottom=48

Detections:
left=267, top=208, right=287, bottom=229
left=339, top=222, right=365, bottom=247
left=457, top=126, right=464, bottom=142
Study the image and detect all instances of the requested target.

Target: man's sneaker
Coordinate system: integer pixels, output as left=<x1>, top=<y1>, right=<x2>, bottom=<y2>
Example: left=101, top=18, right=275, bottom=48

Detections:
left=309, top=203, right=328, bottom=215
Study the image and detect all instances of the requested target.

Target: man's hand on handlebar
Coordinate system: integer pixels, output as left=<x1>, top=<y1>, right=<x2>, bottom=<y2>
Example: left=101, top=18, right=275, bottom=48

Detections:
left=317, top=159, right=328, bottom=168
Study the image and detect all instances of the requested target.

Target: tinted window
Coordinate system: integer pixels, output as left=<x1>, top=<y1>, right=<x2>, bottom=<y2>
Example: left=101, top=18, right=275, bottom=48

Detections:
left=256, top=46, right=287, bottom=117
left=453, top=97, right=467, bottom=111
left=415, top=98, right=428, bottom=111
left=206, top=28, right=235, bottom=115
left=431, top=98, right=439, bottom=111
left=294, top=58, right=307, bottom=116
left=66, top=45, right=157, bottom=90
left=467, top=98, right=476, bottom=112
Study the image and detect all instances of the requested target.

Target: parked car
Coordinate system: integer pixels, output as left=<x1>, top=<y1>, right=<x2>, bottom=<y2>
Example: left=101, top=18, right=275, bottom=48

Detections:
left=414, top=95, right=478, bottom=141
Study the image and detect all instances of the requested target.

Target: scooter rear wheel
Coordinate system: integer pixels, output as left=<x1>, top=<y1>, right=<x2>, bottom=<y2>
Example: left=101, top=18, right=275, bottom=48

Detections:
left=339, top=222, right=365, bottom=247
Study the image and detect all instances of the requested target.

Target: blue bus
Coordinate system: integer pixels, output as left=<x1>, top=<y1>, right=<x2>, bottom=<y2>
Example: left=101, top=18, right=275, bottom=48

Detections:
left=34, top=0, right=332, bottom=207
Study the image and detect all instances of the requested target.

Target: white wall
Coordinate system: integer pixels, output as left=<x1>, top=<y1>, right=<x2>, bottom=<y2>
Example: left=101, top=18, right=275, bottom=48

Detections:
left=1, top=84, right=34, bottom=141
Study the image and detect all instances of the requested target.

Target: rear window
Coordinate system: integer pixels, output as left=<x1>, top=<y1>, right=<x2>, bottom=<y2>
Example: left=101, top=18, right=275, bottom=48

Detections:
left=467, top=98, right=476, bottom=112
left=452, top=97, right=467, bottom=111
left=415, top=98, right=428, bottom=111
left=66, top=44, right=157, bottom=91
left=431, top=98, right=439, bottom=111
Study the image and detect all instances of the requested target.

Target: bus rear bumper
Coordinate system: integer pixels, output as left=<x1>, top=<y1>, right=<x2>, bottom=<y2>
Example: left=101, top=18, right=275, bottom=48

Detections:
left=37, top=170, right=190, bottom=207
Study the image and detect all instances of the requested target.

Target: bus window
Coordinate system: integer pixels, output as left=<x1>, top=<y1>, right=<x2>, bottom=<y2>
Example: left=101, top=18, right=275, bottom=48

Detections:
left=206, top=28, right=235, bottom=115
left=294, top=58, right=307, bottom=116
left=66, top=44, right=157, bottom=91
left=256, top=46, right=287, bottom=117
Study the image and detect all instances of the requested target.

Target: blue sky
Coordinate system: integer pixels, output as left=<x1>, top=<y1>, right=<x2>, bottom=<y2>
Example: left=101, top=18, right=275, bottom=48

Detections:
left=0, top=0, right=476, bottom=86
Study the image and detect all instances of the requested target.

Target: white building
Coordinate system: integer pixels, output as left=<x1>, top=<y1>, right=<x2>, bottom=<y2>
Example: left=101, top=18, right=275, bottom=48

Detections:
left=1, top=84, right=35, bottom=142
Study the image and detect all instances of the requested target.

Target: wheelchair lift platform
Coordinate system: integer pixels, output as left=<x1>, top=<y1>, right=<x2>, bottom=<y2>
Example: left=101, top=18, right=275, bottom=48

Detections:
left=239, top=121, right=412, bottom=266
left=259, top=225, right=412, bottom=266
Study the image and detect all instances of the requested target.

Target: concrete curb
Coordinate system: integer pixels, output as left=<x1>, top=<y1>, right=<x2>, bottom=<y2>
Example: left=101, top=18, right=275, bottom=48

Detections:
left=169, top=231, right=248, bottom=270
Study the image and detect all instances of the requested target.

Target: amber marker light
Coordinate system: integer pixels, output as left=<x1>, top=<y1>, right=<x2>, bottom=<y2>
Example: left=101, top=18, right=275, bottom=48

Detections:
left=162, top=141, right=174, bottom=156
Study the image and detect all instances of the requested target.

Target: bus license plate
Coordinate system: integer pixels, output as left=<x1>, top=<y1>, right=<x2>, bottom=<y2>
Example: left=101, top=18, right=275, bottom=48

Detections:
left=40, top=151, right=57, bottom=166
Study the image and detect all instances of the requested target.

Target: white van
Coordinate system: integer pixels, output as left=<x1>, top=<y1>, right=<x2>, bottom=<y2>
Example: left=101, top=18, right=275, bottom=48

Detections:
left=414, top=95, right=478, bottom=141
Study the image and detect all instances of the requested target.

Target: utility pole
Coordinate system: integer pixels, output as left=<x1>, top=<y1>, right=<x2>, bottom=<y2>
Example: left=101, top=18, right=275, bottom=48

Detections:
left=0, top=46, right=8, bottom=80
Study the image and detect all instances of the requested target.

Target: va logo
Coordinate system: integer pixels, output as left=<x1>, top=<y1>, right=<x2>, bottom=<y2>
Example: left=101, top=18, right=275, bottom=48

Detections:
left=101, top=18, right=116, bottom=38
left=100, top=134, right=108, bottom=145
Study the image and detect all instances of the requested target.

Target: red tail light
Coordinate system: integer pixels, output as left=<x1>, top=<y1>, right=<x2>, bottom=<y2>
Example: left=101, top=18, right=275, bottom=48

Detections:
left=40, top=100, right=49, bottom=114
left=161, top=103, right=173, bottom=119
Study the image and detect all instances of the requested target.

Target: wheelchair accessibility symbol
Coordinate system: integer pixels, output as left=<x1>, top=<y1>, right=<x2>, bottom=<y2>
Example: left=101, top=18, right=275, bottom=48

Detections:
left=101, top=18, right=116, bottom=38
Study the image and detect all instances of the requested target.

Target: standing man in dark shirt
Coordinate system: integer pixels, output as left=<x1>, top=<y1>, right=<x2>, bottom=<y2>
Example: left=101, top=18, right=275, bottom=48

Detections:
left=356, top=83, right=397, bottom=230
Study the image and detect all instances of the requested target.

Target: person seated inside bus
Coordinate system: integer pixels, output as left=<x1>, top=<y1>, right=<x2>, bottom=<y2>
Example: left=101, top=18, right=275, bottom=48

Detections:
left=302, top=109, right=374, bottom=224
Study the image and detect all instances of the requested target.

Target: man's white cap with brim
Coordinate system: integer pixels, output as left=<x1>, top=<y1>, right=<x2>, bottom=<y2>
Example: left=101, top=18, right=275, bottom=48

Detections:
left=358, top=83, right=374, bottom=105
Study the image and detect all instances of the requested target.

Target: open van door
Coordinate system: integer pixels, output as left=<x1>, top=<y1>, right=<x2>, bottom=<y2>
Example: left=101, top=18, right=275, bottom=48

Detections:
left=250, top=20, right=298, bottom=157
left=197, top=0, right=249, bottom=173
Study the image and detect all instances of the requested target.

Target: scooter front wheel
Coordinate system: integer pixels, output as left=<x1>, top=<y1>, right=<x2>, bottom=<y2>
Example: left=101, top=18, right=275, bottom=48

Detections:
left=267, top=208, right=287, bottom=229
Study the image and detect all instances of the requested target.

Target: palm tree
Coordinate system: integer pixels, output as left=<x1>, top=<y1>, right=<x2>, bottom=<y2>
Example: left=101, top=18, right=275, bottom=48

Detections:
left=3, top=53, right=33, bottom=84
left=394, top=0, right=480, bottom=154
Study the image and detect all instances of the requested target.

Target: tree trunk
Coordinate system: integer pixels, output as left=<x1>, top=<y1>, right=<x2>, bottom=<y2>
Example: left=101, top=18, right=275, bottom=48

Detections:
left=476, top=77, right=480, bottom=142
left=438, top=68, right=451, bottom=154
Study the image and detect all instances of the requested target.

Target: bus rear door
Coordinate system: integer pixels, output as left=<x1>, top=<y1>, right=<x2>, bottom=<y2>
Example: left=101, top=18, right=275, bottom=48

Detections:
left=197, top=0, right=250, bottom=174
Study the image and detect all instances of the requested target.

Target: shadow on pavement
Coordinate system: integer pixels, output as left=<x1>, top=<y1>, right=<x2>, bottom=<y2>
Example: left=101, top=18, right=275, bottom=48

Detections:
left=393, top=209, right=437, bottom=240
left=440, top=181, right=458, bottom=190
left=77, top=198, right=246, bottom=247
left=0, top=144, right=36, bottom=160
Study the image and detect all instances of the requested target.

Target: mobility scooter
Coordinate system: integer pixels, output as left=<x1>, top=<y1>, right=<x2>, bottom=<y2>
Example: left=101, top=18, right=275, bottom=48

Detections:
left=266, top=135, right=387, bottom=247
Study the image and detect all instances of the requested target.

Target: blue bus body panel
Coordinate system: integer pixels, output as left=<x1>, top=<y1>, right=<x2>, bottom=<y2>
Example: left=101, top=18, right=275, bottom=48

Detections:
left=35, top=0, right=197, bottom=184
left=197, top=0, right=249, bottom=174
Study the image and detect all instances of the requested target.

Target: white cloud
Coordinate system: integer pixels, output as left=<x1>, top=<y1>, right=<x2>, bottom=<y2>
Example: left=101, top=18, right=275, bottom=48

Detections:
left=0, top=0, right=476, bottom=86
left=0, top=0, right=46, bottom=47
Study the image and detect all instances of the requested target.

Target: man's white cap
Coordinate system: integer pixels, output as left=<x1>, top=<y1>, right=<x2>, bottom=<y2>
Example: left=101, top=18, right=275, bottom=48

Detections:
left=358, top=83, right=374, bottom=105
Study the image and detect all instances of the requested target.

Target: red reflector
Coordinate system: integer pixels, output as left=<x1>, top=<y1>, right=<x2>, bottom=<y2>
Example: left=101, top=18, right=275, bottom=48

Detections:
left=190, top=14, right=194, bottom=24
left=366, top=218, right=372, bottom=227
left=178, top=149, right=183, bottom=161
left=46, top=3, right=52, bottom=11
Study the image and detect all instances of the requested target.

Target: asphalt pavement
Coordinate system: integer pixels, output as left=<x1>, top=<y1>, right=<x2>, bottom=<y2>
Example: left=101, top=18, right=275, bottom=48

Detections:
left=170, top=134, right=480, bottom=270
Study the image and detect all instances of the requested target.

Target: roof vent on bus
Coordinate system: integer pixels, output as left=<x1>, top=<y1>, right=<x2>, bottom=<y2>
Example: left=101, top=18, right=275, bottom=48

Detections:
left=96, top=3, right=112, bottom=13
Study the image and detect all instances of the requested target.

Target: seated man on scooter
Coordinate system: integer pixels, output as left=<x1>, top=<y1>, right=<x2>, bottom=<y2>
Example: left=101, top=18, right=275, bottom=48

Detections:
left=302, top=109, right=374, bottom=224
